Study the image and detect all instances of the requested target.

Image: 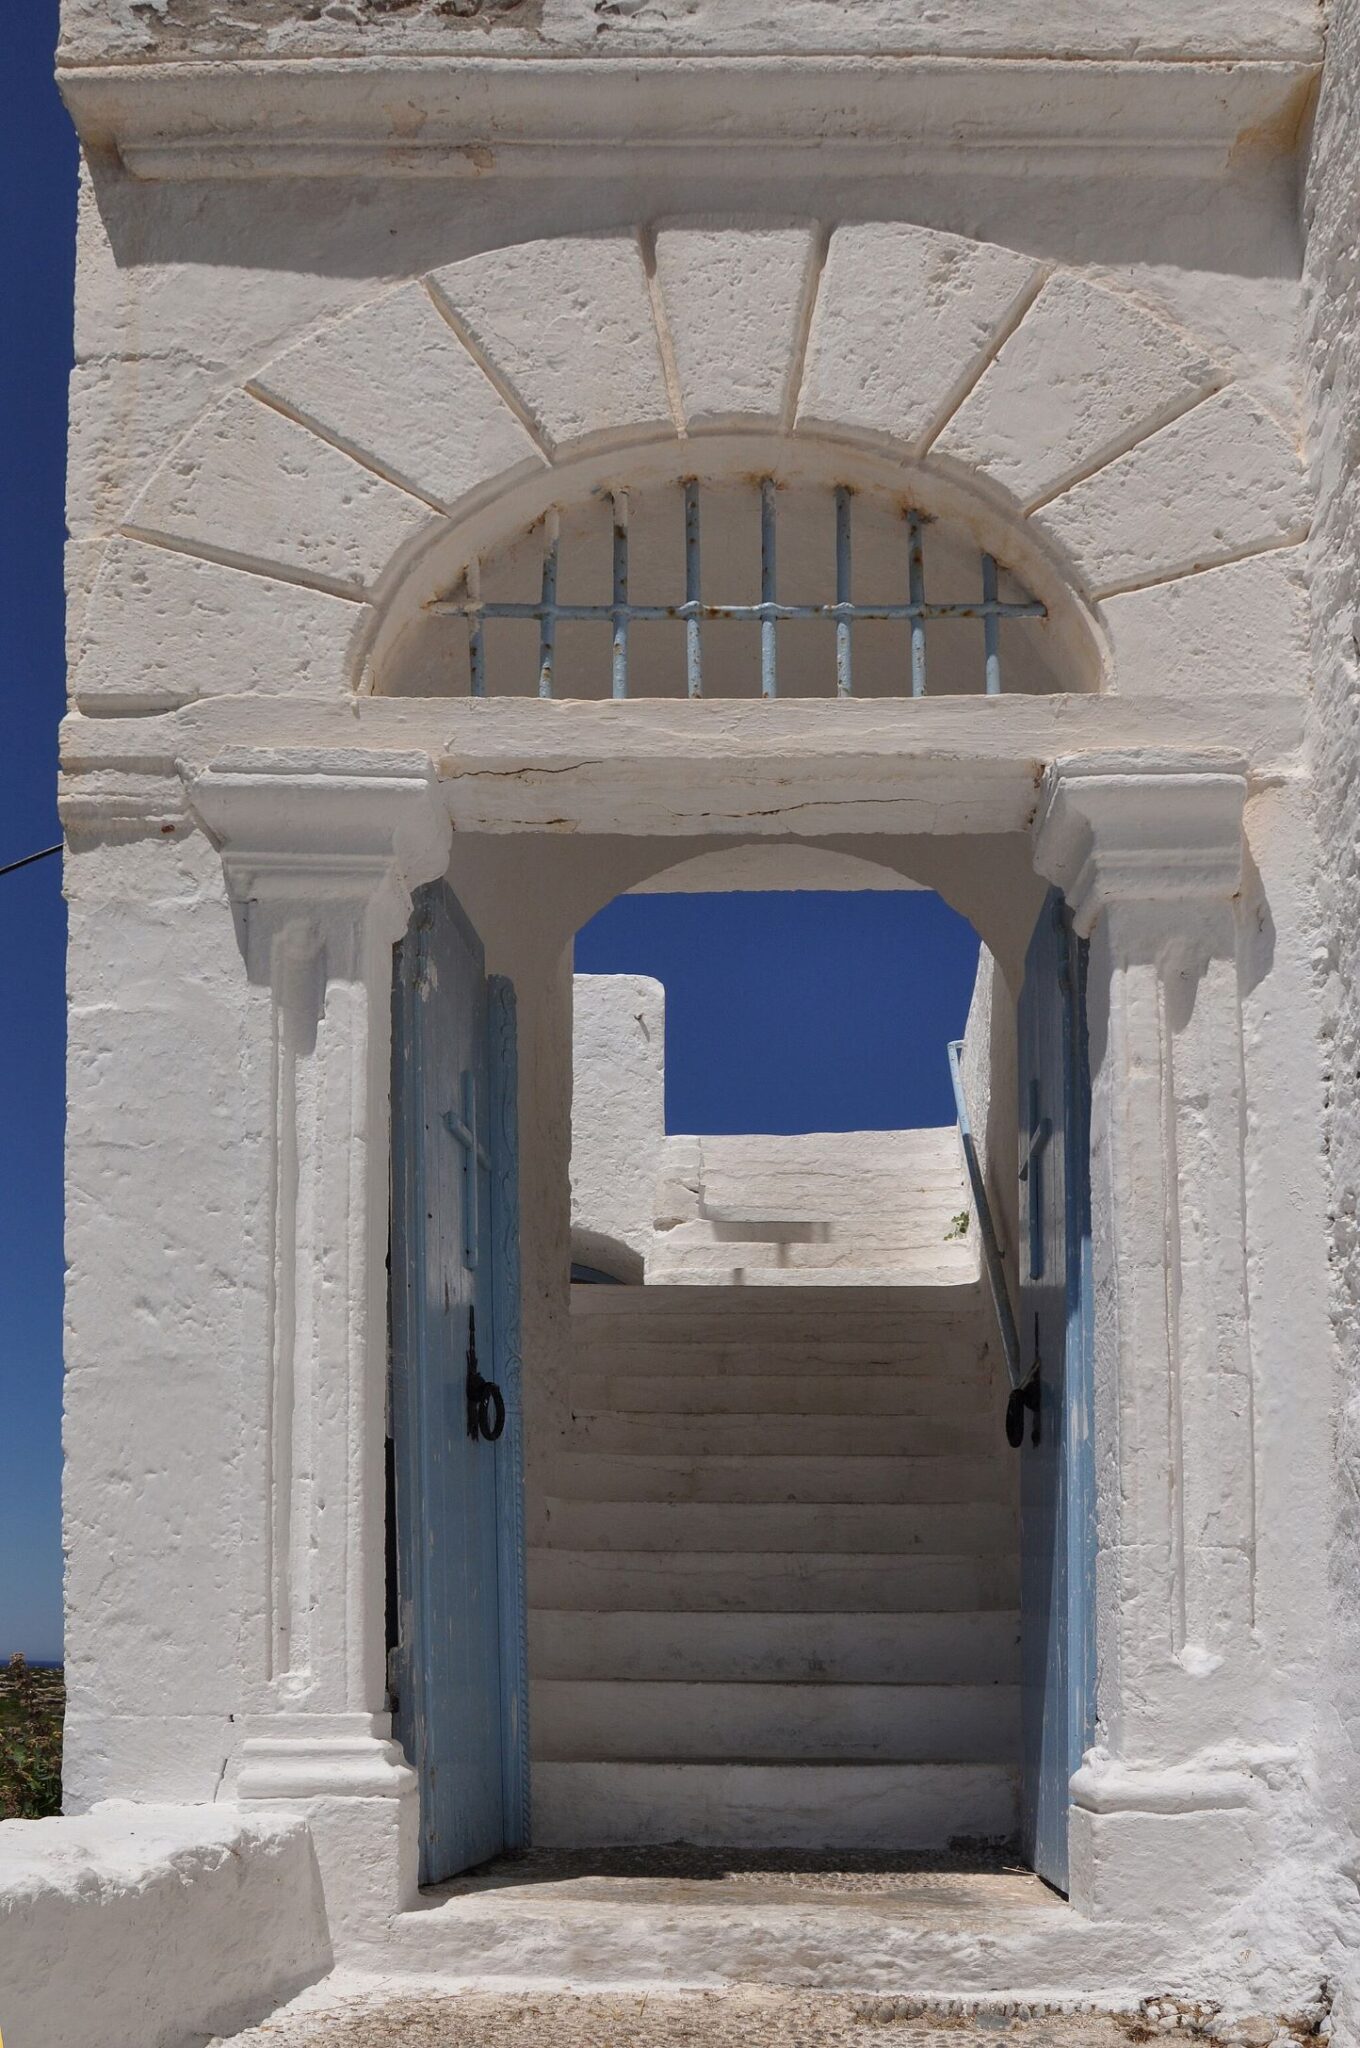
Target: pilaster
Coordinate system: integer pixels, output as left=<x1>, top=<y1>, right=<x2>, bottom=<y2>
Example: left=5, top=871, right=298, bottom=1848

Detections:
left=183, top=749, right=451, bottom=1937
left=1033, top=751, right=1269, bottom=1921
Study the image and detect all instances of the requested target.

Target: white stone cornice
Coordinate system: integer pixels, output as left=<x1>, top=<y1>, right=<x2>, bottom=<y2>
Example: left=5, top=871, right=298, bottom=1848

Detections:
left=181, top=747, right=451, bottom=940
left=1032, top=749, right=1248, bottom=936
left=59, top=56, right=1315, bottom=183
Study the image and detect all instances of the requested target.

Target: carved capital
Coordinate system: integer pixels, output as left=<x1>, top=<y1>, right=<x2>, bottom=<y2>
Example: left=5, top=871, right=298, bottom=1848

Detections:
left=1033, top=750, right=1248, bottom=938
left=181, top=747, right=451, bottom=955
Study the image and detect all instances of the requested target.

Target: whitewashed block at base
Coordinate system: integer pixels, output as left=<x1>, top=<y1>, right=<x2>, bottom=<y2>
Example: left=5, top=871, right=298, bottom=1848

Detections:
left=797, top=222, right=1038, bottom=448
left=250, top=282, right=545, bottom=510
left=1033, top=386, right=1309, bottom=595
left=654, top=223, right=816, bottom=428
left=0, top=1804, right=329, bottom=2048
left=127, top=390, right=433, bottom=595
left=1103, top=547, right=1309, bottom=699
left=74, top=536, right=366, bottom=707
left=935, top=272, right=1220, bottom=508
left=430, top=235, right=671, bottom=451
left=60, top=1712, right=238, bottom=1810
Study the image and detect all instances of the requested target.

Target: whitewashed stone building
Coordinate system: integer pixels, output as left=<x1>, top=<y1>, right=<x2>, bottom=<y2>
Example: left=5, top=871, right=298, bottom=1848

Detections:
left=12, top=0, right=1360, bottom=2038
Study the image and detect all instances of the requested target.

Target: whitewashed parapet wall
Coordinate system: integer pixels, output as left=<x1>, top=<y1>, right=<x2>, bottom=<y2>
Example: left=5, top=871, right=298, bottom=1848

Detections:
left=570, top=974, right=666, bottom=1279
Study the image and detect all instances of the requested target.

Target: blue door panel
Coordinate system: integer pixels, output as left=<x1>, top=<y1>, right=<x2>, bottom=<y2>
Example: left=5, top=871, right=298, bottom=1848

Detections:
left=1017, top=888, right=1095, bottom=1895
left=391, top=882, right=525, bottom=1884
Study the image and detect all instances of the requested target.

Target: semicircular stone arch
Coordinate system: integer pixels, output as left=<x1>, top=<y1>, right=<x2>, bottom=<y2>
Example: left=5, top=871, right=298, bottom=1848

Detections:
left=72, top=220, right=1309, bottom=714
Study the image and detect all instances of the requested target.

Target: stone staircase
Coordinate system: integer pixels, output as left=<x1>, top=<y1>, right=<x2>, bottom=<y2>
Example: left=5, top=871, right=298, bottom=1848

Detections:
left=529, top=1281, right=1019, bottom=1849
left=648, top=1128, right=977, bottom=1286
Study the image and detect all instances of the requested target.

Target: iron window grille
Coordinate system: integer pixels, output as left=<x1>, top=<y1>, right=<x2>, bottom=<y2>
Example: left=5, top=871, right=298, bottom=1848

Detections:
left=428, top=477, right=1046, bottom=700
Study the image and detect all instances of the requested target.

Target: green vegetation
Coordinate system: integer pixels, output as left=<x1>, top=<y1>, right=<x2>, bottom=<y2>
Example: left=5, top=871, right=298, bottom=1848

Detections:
left=0, top=1655, right=64, bottom=1819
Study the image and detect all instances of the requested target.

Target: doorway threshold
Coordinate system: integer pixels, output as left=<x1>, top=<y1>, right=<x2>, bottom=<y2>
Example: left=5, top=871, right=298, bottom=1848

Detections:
left=384, top=1845, right=1138, bottom=2001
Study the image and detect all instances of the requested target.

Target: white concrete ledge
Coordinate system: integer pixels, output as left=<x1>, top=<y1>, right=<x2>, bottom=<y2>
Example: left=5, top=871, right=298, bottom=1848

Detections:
left=58, top=57, right=1319, bottom=183
left=0, top=1802, right=332, bottom=2048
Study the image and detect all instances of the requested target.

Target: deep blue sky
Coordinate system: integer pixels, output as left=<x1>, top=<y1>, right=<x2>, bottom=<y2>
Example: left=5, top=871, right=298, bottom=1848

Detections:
left=576, top=891, right=978, bottom=1136
left=0, top=5, right=978, bottom=1662
left=2, top=0, right=75, bottom=1664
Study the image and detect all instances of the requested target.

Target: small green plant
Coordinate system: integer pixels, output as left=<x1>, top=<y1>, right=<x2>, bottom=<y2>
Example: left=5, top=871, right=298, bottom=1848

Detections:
left=0, top=1654, right=64, bottom=1820
left=945, top=1210, right=971, bottom=1241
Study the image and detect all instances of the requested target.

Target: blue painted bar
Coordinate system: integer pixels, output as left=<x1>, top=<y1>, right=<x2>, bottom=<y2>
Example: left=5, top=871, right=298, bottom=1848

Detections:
left=907, top=510, right=927, bottom=697
left=684, top=478, right=702, bottom=698
left=427, top=480, right=1047, bottom=697
left=760, top=476, right=778, bottom=698
left=537, top=510, right=559, bottom=699
left=610, top=490, right=629, bottom=701
left=982, top=551, right=1002, bottom=695
left=835, top=484, right=853, bottom=698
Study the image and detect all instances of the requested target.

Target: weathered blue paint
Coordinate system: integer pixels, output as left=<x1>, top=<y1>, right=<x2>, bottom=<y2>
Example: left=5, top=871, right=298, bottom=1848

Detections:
left=390, top=882, right=527, bottom=1884
left=489, top=974, right=531, bottom=1849
left=1017, top=886, right=1096, bottom=1896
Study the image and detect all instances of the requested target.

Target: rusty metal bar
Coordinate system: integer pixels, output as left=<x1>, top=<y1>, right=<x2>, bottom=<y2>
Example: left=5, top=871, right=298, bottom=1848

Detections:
left=760, top=476, right=778, bottom=699
left=684, top=477, right=702, bottom=699
left=835, top=485, right=853, bottom=699
left=611, top=490, right=629, bottom=701
left=982, top=551, right=1001, bottom=696
left=907, top=510, right=927, bottom=698
left=537, top=509, right=559, bottom=700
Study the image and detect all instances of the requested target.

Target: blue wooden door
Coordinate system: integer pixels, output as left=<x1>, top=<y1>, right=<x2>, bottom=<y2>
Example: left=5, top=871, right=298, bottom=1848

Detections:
left=1016, top=887, right=1095, bottom=1895
left=390, top=882, right=528, bottom=1884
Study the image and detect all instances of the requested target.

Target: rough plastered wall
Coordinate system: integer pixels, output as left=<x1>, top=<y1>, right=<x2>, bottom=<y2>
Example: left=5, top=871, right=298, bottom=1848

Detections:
left=1304, top=0, right=1360, bottom=2018
left=570, top=974, right=665, bottom=1277
left=56, top=0, right=1321, bottom=65
left=61, top=827, right=253, bottom=1808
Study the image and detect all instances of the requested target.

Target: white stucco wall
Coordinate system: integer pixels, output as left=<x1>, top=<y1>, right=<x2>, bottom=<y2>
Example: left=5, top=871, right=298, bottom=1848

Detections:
left=570, top=974, right=666, bottom=1276
left=1304, top=0, right=1360, bottom=2023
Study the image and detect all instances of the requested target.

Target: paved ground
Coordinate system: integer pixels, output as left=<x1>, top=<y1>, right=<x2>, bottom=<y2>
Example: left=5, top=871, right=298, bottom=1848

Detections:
left=215, top=1986, right=1159, bottom=2048
left=212, top=1854, right=1318, bottom=2047
left=418, top=1845, right=1057, bottom=1917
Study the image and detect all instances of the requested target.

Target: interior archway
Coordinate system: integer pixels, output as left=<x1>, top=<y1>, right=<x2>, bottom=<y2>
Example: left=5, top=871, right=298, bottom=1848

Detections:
left=511, top=836, right=1038, bottom=1862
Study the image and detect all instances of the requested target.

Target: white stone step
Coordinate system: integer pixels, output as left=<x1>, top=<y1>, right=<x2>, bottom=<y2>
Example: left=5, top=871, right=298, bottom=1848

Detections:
left=528, top=1548, right=1019, bottom=1614
left=543, top=1499, right=1015, bottom=1556
left=645, top=1247, right=976, bottom=1287
left=529, top=1608, right=1021, bottom=1684
left=572, top=1335, right=987, bottom=1376
left=568, top=1410, right=1001, bottom=1459
left=531, top=1679, right=1020, bottom=1764
left=546, top=1451, right=1015, bottom=1506
left=570, top=1372, right=994, bottom=1417
left=532, top=1760, right=1018, bottom=1849
left=569, top=1283, right=983, bottom=1329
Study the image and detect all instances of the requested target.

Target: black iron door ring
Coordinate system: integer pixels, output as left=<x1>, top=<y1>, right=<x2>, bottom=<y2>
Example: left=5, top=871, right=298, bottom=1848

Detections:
left=475, top=1379, right=506, bottom=1443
